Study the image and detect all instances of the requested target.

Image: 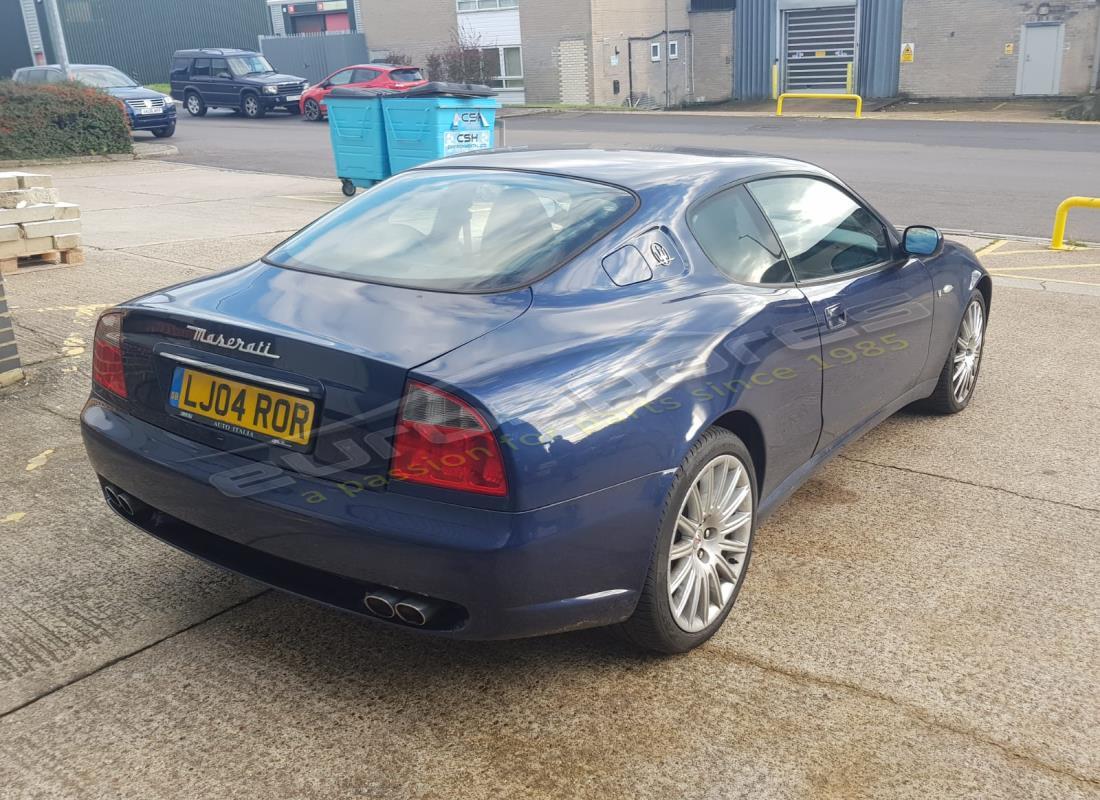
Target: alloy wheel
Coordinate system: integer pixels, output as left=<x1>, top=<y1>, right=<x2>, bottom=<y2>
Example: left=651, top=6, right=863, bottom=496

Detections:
left=667, top=454, right=753, bottom=633
left=304, top=100, right=321, bottom=121
left=952, top=299, right=985, bottom=403
left=186, top=95, right=201, bottom=115
left=244, top=96, right=259, bottom=117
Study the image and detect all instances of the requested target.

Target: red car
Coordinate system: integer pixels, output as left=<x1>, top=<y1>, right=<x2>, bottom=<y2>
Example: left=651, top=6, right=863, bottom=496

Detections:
left=300, top=64, right=428, bottom=121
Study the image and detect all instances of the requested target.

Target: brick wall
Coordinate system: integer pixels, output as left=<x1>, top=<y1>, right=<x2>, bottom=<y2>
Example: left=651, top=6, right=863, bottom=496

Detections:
left=689, top=10, right=733, bottom=103
left=519, top=0, right=592, bottom=103
left=900, top=0, right=1100, bottom=97
left=358, top=0, right=456, bottom=69
left=591, top=0, right=690, bottom=105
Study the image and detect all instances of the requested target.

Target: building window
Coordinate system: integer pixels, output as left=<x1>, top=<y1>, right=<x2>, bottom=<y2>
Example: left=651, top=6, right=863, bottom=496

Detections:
left=482, top=46, right=523, bottom=89
left=457, top=0, right=518, bottom=11
left=668, top=41, right=679, bottom=60
left=689, top=0, right=734, bottom=10
left=650, top=43, right=661, bottom=62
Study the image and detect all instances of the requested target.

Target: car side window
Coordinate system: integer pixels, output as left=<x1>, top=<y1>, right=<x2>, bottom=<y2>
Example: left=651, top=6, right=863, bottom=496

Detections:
left=687, top=185, right=794, bottom=285
left=44, top=69, right=63, bottom=83
left=747, top=177, right=892, bottom=281
left=211, top=58, right=229, bottom=78
left=352, top=69, right=381, bottom=83
left=328, top=69, right=355, bottom=86
left=21, top=69, right=44, bottom=84
left=191, top=58, right=211, bottom=78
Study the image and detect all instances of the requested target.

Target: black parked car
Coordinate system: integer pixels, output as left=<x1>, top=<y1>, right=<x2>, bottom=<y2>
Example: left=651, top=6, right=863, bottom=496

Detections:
left=169, top=49, right=308, bottom=119
left=13, top=64, right=177, bottom=138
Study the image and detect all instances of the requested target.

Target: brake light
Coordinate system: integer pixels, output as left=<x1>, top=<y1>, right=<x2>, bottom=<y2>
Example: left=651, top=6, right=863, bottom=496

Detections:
left=390, top=381, right=507, bottom=496
left=92, top=311, right=127, bottom=398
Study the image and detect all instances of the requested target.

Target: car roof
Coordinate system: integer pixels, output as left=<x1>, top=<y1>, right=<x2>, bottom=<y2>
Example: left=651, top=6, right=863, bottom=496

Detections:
left=173, top=49, right=258, bottom=58
left=19, top=64, right=122, bottom=70
left=429, top=148, right=828, bottom=193
left=337, top=63, right=420, bottom=71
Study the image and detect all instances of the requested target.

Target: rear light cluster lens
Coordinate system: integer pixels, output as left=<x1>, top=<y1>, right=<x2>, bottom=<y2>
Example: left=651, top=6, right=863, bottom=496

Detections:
left=92, top=311, right=127, bottom=398
left=390, top=381, right=507, bottom=497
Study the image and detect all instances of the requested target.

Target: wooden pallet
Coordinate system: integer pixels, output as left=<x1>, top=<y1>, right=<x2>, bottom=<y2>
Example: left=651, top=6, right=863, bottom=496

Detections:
left=0, top=247, right=84, bottom=275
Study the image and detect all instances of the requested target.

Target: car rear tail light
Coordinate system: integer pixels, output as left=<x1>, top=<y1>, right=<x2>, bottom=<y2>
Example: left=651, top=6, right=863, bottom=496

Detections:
left=92, top=311, right=127, bottom=398
left=391, top=381, right=507, bottom=497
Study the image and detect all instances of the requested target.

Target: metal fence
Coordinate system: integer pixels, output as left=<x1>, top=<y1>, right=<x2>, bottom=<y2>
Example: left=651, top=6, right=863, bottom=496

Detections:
left=258, top=32, right=371, bottom=85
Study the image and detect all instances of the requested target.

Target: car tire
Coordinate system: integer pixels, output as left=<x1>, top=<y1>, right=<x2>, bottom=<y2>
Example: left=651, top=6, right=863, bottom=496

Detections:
left=152, top=123, right=175, bottom=138
left=184, top=92, right=206, bottom=117
left=919, top=289, right=987, bottom=414
left=304, top=99, right=323, bottom=122
left=619, top=427, right=757, bottom=654
left=241, top=93, right=265, bottom=119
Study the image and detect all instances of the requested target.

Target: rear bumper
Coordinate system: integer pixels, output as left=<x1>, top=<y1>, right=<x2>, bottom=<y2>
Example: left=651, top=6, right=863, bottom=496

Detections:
left=81, top=400, right=671, bottom=640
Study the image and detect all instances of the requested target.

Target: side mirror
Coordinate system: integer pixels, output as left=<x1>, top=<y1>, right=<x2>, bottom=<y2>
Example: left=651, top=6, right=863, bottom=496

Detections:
left=903, top=225, right=943, bottom=257
left=320, top=80, right=331, bottom=89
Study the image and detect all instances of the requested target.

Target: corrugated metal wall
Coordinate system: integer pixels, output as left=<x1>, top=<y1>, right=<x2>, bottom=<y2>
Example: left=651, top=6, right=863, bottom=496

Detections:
left=258, top=32, right=371, bottom=85
left=858, top=0, right=903, bottom=98
left=41, top=0, right=273, bottom=84
left=734, top=0, right=902, bottom=101
left=733, top=0, right=776, bottom=101
left=1, top=2, right=34, bottom=78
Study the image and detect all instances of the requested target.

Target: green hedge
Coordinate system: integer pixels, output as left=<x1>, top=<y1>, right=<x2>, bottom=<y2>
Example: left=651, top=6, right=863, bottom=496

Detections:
left=0, top=80, right=132, bottom=160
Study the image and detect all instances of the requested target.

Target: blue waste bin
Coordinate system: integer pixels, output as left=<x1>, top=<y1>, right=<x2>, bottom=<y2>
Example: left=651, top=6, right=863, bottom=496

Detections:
left=382, top=83, right=500, bottom=175
left=325, top=87, right=393, bottom=196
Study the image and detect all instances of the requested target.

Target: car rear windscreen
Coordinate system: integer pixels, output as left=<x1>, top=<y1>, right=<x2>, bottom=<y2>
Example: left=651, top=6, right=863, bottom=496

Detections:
left=390, top=69, right=424, bottom=82
left=265, top=169, right=637, bottom=292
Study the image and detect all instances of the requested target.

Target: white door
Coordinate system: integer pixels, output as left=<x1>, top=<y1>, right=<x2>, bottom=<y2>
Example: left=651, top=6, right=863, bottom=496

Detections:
left=1017, top=24, right=1063, bottom=96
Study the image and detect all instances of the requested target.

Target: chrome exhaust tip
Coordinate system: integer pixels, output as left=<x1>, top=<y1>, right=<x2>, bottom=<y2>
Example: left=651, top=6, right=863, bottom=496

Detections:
left=363, top=590, right=400, bottom=619
left=115, top=491, right=136, bottom=518
left=102, top=485, right=121, bottom=512
left=394, top=596, right=437, bottom=627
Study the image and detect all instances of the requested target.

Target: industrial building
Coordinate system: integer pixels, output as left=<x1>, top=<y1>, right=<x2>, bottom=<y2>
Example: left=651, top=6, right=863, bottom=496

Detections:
left=4, top=1, right=1100, bottom=104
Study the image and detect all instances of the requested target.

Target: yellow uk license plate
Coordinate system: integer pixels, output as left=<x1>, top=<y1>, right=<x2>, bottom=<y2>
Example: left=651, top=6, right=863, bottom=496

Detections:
left=169, top=367, right=316, bottom=447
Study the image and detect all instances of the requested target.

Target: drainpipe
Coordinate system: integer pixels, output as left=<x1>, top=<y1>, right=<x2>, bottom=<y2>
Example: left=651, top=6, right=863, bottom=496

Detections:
left=664, top=0, right=671, bottom=108
left=1092, top=6, right=1100, bottom=92
left=627, top=39, right=634, bottom=106
left=41, top=0, right=71, bottom=79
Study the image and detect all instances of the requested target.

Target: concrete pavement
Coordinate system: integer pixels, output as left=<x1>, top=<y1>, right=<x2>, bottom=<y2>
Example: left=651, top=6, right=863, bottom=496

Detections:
left=0, top=160, right=1097, bottom=799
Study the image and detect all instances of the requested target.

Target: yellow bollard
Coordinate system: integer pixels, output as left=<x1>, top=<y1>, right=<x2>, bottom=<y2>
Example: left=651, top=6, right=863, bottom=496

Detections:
left=771, top=64, right=779, bottom=101
left=777, top=93, right=863, bottom=119
left=1051, top=197, right=1100, bottom=250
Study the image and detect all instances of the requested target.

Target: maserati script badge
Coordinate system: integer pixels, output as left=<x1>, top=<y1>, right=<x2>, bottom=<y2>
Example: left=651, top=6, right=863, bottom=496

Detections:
left=186, top=325, right=279, bottom=360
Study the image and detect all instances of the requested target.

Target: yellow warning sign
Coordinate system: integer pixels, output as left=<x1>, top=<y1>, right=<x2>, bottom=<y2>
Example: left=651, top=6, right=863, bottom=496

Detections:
left=900, top=43, right=915, bottom=64
left=1004, top=42, right=1015, bottom=55
left=815, top=50, right=826, bottom=58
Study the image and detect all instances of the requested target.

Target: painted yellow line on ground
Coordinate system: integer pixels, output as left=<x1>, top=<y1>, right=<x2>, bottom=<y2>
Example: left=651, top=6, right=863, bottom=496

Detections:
left=990, top=273, right=1100, bottom=287
left=974, top=239, right=1007, bottom=256
left=988, top=262, right=1100, bottom=273
left=983, top=247, right=1088, bottom=256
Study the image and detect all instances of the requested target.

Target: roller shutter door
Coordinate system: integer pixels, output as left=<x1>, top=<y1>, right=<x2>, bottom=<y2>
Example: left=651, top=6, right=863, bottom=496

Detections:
left=783, top=6, right=857, bottom=92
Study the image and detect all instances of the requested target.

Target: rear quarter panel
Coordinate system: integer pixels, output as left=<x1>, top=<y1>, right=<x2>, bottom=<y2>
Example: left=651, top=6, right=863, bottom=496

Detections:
left=415, top=210, right=823, bottom=513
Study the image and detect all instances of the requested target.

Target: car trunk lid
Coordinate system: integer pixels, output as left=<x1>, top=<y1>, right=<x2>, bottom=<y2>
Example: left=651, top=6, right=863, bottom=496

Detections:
left=116, top=261, right=531, bottom=486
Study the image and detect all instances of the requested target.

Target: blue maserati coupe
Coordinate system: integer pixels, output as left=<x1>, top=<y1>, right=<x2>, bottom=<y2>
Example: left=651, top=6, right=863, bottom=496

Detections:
left=82, top=150, right=990, bottom=652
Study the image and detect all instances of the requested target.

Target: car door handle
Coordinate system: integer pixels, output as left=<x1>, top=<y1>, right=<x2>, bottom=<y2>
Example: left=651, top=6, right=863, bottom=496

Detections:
left=824, top=304, right=847, bottom=330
